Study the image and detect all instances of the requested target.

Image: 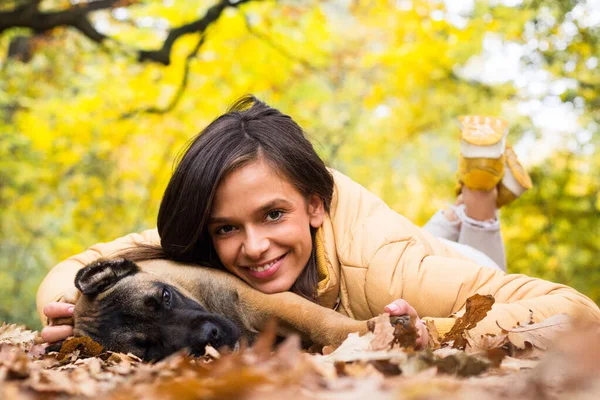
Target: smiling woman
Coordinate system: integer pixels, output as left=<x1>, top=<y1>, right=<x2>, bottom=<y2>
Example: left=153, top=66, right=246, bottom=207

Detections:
left=37, top=95, right=600, bottom=349
left=151, top=95, right=335, bottom=302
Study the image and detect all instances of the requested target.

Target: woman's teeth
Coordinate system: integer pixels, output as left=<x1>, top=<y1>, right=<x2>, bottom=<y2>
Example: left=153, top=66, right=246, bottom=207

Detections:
left=249, top=257, right=280, bottom=272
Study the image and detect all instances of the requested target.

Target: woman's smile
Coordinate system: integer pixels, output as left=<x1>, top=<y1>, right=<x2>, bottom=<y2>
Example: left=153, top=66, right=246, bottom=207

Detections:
left=243, top=253, right=287, bottom=280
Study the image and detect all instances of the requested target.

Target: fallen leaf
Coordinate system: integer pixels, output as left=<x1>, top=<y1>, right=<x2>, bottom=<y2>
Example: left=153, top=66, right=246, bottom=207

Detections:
left=247, top=318, right=278, bottom=362
left=322, top=332, right=408, bottom=363
left=57, top=336, right=103, bottom=361
left=499, top=356, right=540, bottom=371
left=525, top=325, right=600, bottom=398
left=420, top=349, right=490, bottom=377
left=368, top=313, right=395, bottom=351
left=465, top=332, right=509, bottom=354
left=24, top=369, right=77, bottom=394
left=442, top=294, right=495, bottom=349
left=484, top=348, right=506, bottom=368
left=391, top=315, right=418, bottom=349
left=0, top=344, right=33, bottom=379
left=0, top=324, right=37, bottom=349
left=273, top=334, right=302, bottom=369
left=425, top=319, right=441, bottom=349
left=370, top=360, right=402, bottom=376
left=204, top=345, right=221, bottom=360
left=502, top=314, right=571, bottom=352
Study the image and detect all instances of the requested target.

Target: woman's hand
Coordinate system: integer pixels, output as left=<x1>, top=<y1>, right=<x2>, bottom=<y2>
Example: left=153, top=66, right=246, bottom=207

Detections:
left=41, top=302, right=75, bottom=343
left=384, top=299, right=429, bottom=349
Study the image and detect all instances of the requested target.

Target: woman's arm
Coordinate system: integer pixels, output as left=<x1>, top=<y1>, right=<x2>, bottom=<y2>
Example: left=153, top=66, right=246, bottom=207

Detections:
left=330, top=168, right=599, bottom=336
left=365, top=241, right=600, bottom=336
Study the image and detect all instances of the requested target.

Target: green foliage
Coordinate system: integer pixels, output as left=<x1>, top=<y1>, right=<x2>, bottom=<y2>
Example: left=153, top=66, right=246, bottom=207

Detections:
left=0, top=0, right=598, bottom=329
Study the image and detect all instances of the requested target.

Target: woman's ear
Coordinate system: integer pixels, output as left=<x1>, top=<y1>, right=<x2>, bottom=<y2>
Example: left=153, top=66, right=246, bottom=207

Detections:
left=307, top=194, right=325, bottom=228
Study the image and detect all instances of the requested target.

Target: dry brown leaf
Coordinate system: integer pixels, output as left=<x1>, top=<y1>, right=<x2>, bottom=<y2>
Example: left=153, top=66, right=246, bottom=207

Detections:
left=442, top=294, right=495, bottom=349
left=465, top=332, right=509, bottom=354
left=337, top=361, right=384, bottom=378
left=502, top=314, right=571, bottom=352
left=420, top=349, right=490, bottom=377
left=391, top=315, right=418, bottom=349
left=368, top=313, right=395, bottom=351
left=105, top=353, right=137, bottom=375
left=499, top=356, right=540, bottom=371
left=0, top=344, right=34, bottom=379
left=0, top=323, right=37, bottom=349
left=425, top=319, right=441, bottom=349
left=273, top=334, right=302, bottom=368
left=57, top=336, right=103, bottom=361
left=248, top=318, right=278, bottom=362
left=484, top=348, right=506, bottom=368
left=24, top=369, right=78, bottom=394
left=323, top=332, right=408, bottom=363
left=204, top=345, right=221, bottom=360
left=524, top=325, right=600, bottom=399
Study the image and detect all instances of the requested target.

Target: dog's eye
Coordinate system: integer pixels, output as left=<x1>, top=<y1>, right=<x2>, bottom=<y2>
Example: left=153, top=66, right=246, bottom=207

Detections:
left=162, top=288, right=171, bottom=306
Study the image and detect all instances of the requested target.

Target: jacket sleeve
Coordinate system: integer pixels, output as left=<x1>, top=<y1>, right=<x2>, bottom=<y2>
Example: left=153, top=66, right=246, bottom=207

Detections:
left=364, top=235, right=600, bottom=336
left=35, top=229, right=160, bottom=326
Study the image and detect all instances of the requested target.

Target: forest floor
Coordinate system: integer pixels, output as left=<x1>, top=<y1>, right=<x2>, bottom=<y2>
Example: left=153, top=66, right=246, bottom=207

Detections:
left=1, top=295, right=599, bottom=399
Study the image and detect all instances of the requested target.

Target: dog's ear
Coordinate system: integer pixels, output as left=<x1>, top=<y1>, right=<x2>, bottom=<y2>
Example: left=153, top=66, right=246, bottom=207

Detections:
left=75, top=258, right=139, bottom=296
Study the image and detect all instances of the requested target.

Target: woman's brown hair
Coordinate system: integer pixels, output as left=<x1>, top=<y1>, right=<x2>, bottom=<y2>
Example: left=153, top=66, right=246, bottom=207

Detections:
left=132, top=95, right=334, bottom=301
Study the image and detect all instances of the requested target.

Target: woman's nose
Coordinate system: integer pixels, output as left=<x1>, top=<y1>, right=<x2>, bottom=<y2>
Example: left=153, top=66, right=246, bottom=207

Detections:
left=242, top=230, right=269, bottom=259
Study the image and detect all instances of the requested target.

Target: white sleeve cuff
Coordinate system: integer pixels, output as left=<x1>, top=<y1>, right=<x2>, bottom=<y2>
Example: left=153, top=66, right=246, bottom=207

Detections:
left=452, top=204, right=500, bottom=231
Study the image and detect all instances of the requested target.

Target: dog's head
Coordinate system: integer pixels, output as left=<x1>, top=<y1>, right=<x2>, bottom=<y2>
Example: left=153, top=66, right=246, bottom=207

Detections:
left=72, top=258, right=241, bottom=361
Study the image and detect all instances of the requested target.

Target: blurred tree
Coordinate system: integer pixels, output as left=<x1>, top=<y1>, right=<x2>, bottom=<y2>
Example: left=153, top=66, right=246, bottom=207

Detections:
left=481, top=0, right=600, bottom=302
left=0, top=0, right=598, bottom=328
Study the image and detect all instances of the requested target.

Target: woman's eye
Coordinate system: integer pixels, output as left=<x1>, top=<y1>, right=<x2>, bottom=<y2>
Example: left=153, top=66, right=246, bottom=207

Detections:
left=162, top=288, right=171, bottom=306
left=266, top=210, right=283, bottom=222
left=216, top=225, right=235, bottom=235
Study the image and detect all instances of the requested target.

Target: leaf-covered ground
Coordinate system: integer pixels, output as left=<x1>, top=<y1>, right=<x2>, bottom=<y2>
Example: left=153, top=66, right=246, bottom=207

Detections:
left=1, top=297, right=599, bottom=400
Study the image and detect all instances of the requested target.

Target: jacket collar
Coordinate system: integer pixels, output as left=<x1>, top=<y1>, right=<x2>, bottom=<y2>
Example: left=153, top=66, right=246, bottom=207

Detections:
left=315, top=222, right=340, bottom=309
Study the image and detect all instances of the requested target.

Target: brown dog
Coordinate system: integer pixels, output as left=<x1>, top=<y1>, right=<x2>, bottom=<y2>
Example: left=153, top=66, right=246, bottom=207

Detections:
left=73, top=258, right=377, bottom=361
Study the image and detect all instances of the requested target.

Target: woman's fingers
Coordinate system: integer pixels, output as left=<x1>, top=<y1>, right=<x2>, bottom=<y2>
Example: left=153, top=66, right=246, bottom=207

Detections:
left=41, top=325, right=73, bottom=343
left=384, top=299, right=417, bottom=318
left=42, top=302, right=75, bottom=343
left=384, top=299, right=429, bottom=349
left=43, top=302, right=74, bottom=319
left=414, top=318, right=429, bottom=348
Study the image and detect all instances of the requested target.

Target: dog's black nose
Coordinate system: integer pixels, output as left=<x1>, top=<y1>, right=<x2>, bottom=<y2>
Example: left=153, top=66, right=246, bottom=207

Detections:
left=199, top=321, right=221, bottom=343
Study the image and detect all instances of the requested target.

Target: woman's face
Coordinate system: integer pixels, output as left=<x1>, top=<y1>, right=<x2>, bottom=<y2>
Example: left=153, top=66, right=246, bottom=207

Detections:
left=208, top=159, right=325, bottom=294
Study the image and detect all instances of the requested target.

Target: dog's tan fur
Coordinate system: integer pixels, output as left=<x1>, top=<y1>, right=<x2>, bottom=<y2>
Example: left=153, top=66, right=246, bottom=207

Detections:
left=74, top=259, right=372, bottom=351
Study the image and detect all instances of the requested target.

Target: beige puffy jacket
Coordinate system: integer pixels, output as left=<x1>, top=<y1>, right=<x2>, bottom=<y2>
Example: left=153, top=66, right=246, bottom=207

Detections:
left=37, top=170, right=600, bottom=336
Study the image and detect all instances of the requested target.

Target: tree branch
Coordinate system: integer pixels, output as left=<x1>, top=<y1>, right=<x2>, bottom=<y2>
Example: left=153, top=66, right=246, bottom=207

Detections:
left=1, top=0, right=257, bottom=65
left=122, top=34, right=207, bottom=117
left=138, top=0, right=255, bottom=65
left=0, top=0, right=120, bottom=39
